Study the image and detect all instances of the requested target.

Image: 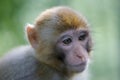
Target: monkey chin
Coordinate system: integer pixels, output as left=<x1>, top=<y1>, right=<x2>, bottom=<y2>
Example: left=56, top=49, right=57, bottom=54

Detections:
left=67, top=62, right=87, bottom=73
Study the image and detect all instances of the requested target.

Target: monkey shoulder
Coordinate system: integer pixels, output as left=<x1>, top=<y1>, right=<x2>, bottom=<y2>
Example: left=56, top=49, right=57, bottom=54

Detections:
left=0, top=46, right=41, bottom=80
left=0, top=46, right=65, bottom=80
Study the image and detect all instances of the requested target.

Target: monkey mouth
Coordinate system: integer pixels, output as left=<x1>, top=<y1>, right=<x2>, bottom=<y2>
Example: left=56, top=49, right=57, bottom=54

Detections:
left=72, top=62, right=86, bottom=67
left=67, top=62, right=86, bottom=72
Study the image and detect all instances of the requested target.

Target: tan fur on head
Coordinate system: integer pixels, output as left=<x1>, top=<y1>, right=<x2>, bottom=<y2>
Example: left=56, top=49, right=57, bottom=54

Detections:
left=35, top=6, right=88, bottom=32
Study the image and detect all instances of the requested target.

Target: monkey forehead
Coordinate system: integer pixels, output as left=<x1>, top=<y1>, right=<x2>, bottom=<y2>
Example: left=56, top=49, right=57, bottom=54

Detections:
left=57, top=7, right=88, bottom=28
left=35, top=6, right=89, bottom=31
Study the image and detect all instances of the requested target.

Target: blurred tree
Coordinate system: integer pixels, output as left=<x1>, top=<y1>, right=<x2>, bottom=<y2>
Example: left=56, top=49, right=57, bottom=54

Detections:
left=0, top=0, right=28, bottom=56
left=116, top=0, right=120, bottom=80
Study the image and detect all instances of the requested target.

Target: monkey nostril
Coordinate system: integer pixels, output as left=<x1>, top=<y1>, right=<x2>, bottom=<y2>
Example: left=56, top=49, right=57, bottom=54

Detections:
left=76, top=55, right=82, bottom=59
left=76, top=54, right=85, bottom=61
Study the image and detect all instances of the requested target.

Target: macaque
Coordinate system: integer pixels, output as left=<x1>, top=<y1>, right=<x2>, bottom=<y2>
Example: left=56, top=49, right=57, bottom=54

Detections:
left=0, top=6, right=92, bottom=80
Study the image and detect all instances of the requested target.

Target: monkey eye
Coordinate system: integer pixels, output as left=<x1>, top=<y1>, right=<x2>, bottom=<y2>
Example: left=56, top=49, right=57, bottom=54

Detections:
left=62, top=37, right=72, bottom=45
left=78, top=31, right=88, bottom=41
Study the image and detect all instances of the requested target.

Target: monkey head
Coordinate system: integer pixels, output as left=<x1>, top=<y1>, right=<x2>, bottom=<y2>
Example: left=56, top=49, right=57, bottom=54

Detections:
left=26, top=6, right=92, bottom=74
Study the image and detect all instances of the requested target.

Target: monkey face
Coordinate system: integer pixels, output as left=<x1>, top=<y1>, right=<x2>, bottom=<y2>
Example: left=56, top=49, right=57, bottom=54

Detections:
left=56, top=29, right=91, bottom=73
left=26, top=6, right=92, bottom=75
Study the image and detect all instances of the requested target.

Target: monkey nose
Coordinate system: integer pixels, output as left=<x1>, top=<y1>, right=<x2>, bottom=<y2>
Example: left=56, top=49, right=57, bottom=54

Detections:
left=76, top=54, right=86, bottom=62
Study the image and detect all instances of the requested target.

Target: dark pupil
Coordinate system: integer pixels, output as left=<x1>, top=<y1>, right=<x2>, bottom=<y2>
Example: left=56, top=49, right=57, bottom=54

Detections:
left=79, top=32, right=87, bottom=41
left=63, top=38, right=72, bottom=44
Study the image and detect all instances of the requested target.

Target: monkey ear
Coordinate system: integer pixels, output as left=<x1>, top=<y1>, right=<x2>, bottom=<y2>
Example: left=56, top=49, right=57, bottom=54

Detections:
left=26, top=24, right=39, bottom=49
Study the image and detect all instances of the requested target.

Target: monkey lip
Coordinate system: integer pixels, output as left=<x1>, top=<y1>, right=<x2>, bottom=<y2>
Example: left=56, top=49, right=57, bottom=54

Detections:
left=68, top=62, right=86, bottom=67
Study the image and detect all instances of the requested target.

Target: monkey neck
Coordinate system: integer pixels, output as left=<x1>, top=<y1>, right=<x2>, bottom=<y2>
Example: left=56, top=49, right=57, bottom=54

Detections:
left=41, top=64, right=87, bottom=80
left=38, top=60, right=84, bottom=79
left=34, top=50, right=87, bottom=80
left=34, top=58, right=87, bottom=80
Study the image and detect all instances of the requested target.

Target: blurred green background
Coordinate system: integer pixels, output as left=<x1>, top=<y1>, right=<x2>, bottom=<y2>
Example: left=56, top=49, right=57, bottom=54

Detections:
left=0, top=0, right=119, bottom=80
